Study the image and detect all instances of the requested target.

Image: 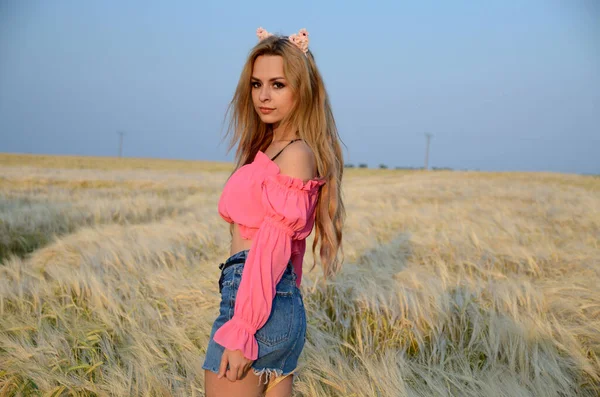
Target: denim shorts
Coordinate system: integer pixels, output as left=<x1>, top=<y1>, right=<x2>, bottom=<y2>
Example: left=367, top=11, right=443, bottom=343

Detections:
left=202, top=249, right=307, bottom=383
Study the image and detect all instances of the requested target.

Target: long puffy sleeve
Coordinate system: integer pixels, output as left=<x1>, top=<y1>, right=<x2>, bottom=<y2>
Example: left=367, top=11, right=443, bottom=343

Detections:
left=213, top=173, right=324, bottom=360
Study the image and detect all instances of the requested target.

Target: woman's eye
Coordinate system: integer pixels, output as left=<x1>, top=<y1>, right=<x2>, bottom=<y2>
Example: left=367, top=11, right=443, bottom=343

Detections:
left=251, top=81, right=284, bottom=89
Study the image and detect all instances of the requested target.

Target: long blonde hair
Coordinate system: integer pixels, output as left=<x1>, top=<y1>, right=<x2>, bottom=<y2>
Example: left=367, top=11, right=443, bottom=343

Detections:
left=223, top=34, right=345, bottom=278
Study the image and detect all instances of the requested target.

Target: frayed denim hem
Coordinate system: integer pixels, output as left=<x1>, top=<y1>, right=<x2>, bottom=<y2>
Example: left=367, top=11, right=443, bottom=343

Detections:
left=252, top=366, right=296, bottom=387
left=253, top=367, right=283, bottom=385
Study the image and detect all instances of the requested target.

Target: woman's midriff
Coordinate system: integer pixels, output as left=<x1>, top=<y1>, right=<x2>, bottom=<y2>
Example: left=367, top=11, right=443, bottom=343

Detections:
left=230, top=223, right=254, bottom=256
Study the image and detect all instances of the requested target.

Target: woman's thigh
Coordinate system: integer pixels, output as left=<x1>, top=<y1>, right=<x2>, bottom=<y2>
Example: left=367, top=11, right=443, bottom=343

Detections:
left=265, top=374, right=293, bottom=397
left=204, top=369, right=265, bottom=397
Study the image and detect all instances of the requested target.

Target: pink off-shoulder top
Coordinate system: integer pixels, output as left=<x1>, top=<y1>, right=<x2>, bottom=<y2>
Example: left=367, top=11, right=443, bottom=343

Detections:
left=213, top=149, right=325, bottom=360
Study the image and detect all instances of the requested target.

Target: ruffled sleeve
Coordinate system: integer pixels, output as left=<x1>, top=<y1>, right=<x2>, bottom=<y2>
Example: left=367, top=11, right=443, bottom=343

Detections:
left=212, top=173, right=325, bottom=360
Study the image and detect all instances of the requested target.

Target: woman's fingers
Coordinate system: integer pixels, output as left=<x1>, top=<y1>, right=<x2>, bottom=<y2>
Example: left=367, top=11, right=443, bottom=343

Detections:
left=242, top=361, right=254, bottom=377
left=218, top=349, right=253, bottom=382
left=217, top=352, right=228, bottom=379
left=226, top=364, right=239, bottom=382
left=237, top=365, right=247, bottom=380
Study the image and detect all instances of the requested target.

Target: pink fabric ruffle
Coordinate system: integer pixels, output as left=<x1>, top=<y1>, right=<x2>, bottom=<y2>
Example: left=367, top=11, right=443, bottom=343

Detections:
left=212, top=317, right=259, bottom=360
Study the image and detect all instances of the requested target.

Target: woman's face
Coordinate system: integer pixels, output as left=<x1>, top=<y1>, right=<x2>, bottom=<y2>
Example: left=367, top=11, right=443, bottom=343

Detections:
left=251, top=55, right=295, bottom=126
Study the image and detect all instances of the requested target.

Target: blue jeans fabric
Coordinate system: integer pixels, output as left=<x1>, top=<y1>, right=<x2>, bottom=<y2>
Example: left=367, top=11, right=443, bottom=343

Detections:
left=202, top=249, right=307, bottom=379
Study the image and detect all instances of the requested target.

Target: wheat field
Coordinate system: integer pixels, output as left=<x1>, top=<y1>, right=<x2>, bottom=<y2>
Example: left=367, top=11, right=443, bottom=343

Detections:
left=1, top=153, right=598, bottom=396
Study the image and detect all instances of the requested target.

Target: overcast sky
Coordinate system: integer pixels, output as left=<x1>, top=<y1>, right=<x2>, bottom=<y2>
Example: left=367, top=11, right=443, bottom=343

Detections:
left=0, top=0, right=598, bottom=174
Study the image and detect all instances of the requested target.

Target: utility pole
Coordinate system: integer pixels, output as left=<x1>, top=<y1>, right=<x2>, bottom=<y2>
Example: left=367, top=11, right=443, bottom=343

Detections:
left=424, top=133, right=433, bottom=170
left=118, top=131, right=125, bottom=158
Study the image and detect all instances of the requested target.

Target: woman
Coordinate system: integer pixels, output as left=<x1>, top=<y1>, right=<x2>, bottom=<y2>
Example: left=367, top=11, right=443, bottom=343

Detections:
left=203, top=27, right=345, bottom=397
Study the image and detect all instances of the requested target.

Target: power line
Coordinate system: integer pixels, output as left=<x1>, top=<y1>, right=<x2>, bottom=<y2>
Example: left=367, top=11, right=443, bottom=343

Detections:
left=117, top=131, right=125, bottom=158
left=424, top=133, right=433, bottom=170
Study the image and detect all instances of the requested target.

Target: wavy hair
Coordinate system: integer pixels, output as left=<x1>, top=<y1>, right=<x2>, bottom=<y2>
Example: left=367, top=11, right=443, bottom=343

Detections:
left=222, top=34, right=345, bottom=278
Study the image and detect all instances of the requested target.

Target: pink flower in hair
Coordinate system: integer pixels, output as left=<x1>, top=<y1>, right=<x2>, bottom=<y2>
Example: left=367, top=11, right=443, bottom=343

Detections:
left=289, top=28, right=309, bottom=55
left=256, top=27, right=273, bottom=41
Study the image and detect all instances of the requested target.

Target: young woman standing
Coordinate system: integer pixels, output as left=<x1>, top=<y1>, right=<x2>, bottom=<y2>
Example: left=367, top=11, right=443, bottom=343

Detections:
left=203, top=27, right=345, bottom=397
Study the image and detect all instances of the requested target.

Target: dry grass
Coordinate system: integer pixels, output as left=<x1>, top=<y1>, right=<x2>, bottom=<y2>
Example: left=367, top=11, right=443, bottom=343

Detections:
left=0, top=153, right=234, bottom=173
left=1, top=153, right=598, bottom=396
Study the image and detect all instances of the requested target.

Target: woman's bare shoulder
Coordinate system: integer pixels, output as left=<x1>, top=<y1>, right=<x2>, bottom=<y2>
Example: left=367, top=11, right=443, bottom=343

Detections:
left=275, top=140, right=317, bottom=181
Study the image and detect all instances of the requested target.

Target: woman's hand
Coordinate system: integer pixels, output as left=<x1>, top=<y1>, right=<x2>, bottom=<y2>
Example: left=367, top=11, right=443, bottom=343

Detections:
left=218, top=348, right=254, bottom=382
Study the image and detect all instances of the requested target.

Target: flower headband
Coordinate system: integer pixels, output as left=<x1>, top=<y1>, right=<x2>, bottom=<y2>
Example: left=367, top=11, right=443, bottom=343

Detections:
left=256, top=27, right=310, bottom=56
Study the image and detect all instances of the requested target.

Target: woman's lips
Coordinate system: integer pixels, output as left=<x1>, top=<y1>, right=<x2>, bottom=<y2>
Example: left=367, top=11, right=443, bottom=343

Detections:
left=259, top=107, right=274, bottom=114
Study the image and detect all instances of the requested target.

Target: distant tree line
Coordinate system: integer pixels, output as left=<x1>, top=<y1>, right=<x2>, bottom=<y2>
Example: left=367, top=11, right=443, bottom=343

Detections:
left=344, top=163, right=454, bottom=171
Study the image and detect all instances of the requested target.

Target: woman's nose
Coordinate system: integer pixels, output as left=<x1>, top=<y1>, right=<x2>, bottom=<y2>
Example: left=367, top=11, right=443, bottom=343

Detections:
left=259, top=86, right=270, bottom=102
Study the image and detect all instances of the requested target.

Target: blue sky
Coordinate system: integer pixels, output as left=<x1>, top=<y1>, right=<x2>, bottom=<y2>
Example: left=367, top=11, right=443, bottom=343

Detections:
left=0, top=0, right=598, bottom=173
